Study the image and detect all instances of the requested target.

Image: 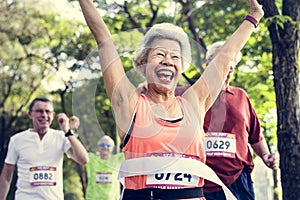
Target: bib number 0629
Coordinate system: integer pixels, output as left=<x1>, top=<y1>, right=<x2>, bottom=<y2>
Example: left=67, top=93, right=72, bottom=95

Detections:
left=206, top=140, right=230, bottom=150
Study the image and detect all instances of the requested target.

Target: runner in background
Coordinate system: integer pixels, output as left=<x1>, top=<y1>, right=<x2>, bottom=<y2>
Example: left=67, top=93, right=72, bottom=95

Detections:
left=176, top=41, right=279, bottom=200
left=83, top=135, right=124, bottom=200
left=0, top=97, right=89, bottom=200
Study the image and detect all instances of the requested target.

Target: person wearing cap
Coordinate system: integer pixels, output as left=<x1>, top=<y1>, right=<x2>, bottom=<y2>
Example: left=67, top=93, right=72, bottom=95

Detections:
left=83, top=135, right=124, bottom=200
left=79, top=0, right=264, bottom=199
left=176, top=41, right=279, bottom=200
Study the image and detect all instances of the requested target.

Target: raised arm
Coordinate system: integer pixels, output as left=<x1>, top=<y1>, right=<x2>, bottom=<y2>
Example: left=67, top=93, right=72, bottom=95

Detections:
left=187, top=0, right=264, bottom=111
left=79, top=0, right=111, bottom=44
left=57, top=114, right=89, bottom=165
left=79, top=0, right=125, bottom=98
left=79, top=0, right=138, bottom=139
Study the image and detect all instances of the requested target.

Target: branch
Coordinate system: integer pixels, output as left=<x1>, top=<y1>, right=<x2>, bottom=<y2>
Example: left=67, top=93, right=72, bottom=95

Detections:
left=258, top=0, right=279, bottom=18
left=123, top=1, right=140, bottom=29
left=146, top=0, right=159, bottom=27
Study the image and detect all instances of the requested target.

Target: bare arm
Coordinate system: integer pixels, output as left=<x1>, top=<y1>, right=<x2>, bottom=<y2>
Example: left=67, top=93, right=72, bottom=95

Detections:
left=79, top=0, right=138, bottom=140
left=251, top=139, right=279, bottom=170
left=57, top=114, right=89, bottom=165
left=79, top=0, right=111, bottom=44
left=67, top=136, right=89, bottom=165
left=186, top=0, right=264, bottom=111
left=79, top=0, right=126, bottom=98
left=0, top=164, right=15, bottom=200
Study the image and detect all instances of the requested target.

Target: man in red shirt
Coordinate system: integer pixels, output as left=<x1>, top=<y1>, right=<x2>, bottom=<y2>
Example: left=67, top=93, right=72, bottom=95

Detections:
left=176, top=41, right=279, bottom=200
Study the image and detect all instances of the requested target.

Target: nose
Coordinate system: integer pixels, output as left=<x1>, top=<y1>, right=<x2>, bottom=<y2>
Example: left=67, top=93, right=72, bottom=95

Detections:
left=41, top=111, right=47, bottom=116
left=161, top=54, right=174, bottom=66
left=40, top=111, right=50, bottom=118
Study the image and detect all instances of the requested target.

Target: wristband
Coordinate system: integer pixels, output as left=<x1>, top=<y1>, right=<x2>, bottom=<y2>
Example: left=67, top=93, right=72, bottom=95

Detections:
left=244, top=15, right=258, bottom=28
left=65, top=129, right=74, bottom=137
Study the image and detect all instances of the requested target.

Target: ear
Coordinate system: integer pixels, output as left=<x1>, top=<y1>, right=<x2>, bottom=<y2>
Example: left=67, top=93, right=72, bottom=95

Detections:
left=139, top=64, right=146, bottom=76
left=51, top=112, right=56, bottom=118
left=28, top=111, right=32, bottom=119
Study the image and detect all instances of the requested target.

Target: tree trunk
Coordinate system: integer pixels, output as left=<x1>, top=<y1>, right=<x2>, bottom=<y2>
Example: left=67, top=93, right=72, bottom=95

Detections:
left=260, top=0, right=300, bottom=199
left=273, top=38, right=300, bottom=199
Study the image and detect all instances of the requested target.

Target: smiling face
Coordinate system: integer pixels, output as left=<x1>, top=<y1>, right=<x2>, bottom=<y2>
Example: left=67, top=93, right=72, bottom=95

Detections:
left=98, top=136, right=115, bottom=160
left=142, top=39, right=182, bottom=92
left=28, top=101, right=55, bottom=135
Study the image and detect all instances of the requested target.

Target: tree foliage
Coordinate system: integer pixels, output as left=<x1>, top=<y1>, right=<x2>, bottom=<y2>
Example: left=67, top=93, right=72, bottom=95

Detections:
left=0, top=0, right=95, bottom=198
left=1, top=0, right=299, bottom=199
left=0, top=0, right=53, bottom=167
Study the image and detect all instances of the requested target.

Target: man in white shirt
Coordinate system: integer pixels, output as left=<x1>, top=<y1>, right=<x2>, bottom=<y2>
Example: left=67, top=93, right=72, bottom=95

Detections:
left=0, top=97, right=89, bottom=200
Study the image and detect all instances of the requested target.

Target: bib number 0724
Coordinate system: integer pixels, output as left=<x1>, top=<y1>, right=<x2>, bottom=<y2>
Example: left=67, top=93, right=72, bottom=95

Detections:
left=154, top=173, right=192, bottom=182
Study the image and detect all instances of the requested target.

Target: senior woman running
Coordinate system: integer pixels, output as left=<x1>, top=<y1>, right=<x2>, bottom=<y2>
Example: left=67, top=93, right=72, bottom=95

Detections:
left=79, top=0, right=263, bottom=199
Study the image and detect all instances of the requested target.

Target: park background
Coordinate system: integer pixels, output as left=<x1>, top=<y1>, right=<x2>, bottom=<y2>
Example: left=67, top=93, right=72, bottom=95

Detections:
left=0, top=0, right=298, bottom=199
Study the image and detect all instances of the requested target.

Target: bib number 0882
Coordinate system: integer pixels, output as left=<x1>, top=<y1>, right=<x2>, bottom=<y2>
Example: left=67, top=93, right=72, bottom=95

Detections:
left=33, top=172, right=53, bottom=181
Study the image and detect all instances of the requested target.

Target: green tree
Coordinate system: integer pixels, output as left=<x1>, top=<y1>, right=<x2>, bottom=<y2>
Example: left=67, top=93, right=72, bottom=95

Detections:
left=260, top=0, right=300, bottom=199
left=0, top=1, right=94, bottom=199
left=0, top=0, right=53, bottom=170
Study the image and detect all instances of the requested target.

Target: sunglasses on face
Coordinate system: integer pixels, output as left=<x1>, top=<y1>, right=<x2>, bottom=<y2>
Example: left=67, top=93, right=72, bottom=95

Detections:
left=98, top=143, right=111, bottom=148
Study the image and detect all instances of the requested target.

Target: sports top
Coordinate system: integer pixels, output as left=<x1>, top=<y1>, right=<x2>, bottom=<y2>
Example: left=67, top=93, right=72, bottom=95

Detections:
left=122, top=94, right=206, bottom=190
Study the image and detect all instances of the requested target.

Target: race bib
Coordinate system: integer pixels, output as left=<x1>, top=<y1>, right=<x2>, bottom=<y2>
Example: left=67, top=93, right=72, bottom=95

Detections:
left=145, top=153, right=200, bottom=189
left=119, top=156, right=238, bottom=200
left=205, top=132, right=236, bottom=158
left=96, top=172, right=112, bottom=184
left=146, top=172, right=199, bottom=189
left=29, top=166, right=57, bottom=186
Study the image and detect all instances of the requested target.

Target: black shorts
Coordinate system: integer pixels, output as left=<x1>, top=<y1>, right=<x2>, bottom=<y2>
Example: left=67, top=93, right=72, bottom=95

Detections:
left=121, top=187, right=204, bottom=200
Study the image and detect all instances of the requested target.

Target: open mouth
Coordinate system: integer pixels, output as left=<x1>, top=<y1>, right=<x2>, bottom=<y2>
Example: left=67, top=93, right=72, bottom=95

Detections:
left=38, top=118, right=49, bottom=124
left=156, top=69, right=174, bottom=82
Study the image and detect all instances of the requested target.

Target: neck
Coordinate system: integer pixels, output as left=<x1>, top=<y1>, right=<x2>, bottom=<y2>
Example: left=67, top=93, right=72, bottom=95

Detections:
left=146, top=88, right=176, bottom=104
left=145, top=89, right=181, bottom=119
left=100, top=154, right=110, bottom=160
left=32, top=128, right=48, bottom=140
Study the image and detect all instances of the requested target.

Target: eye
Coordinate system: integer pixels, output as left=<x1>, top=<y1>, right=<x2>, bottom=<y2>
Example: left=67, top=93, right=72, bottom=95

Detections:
left=45, top=110, right=52, bottom=115
left=151, top=48, right=166, bottom=57
left=156, top=51, right=165, bottom=57
left=172, top=55, right=180, bottom=60
left=36, top=109, right=43, bottom=114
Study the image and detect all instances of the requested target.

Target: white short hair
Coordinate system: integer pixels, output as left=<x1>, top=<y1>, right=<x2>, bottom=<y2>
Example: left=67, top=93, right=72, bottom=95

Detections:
left=206, top=41, right=242, bottom=65
left=132, top=23, right=191, bottom=73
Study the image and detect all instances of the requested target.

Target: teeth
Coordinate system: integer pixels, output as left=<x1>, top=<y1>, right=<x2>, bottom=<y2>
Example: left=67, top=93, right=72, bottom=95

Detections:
left=157, top=69, right=174, bottom=76
left=160, top=76, right=169, bottom=81
left=158, top=71, right=172, bottom=76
